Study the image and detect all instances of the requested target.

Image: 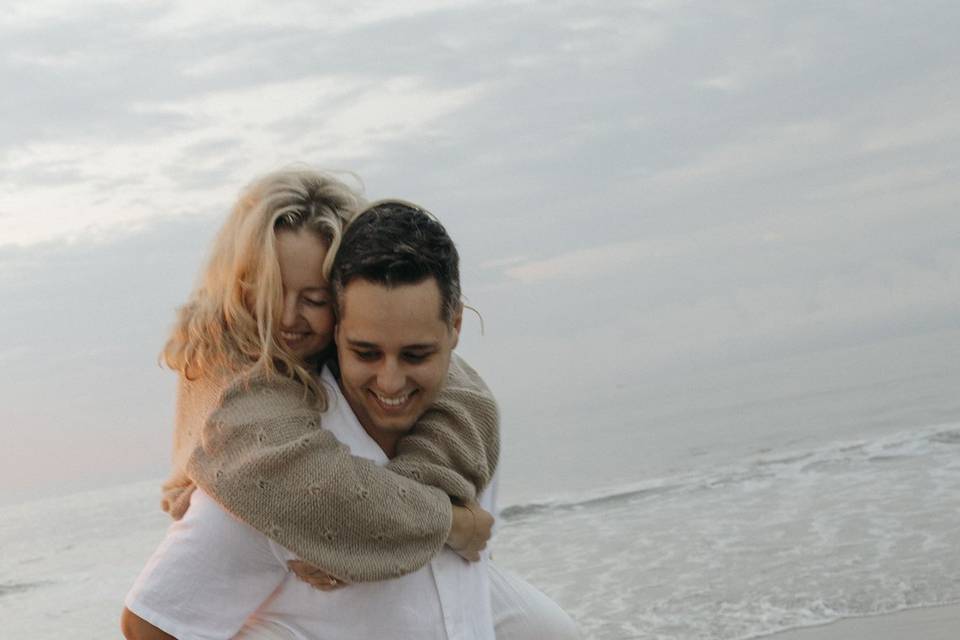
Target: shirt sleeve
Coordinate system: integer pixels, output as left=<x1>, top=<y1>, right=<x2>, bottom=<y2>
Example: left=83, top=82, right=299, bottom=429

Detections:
left=125, top=489, right=287, bottom=640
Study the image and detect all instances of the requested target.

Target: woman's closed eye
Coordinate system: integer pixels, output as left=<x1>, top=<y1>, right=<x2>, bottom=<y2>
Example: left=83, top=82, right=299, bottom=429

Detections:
left=303, top=297, right=328, bottom=307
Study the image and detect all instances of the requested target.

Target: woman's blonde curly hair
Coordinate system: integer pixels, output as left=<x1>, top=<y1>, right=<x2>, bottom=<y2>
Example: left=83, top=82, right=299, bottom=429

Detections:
left=162, top=168, right=364, bottom=400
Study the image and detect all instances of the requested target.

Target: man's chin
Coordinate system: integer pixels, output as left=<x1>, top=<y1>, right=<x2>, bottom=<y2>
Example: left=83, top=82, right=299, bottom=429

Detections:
left=373, top=419, right=417, bottom=434
left=367, top=409, right=419, bottom=434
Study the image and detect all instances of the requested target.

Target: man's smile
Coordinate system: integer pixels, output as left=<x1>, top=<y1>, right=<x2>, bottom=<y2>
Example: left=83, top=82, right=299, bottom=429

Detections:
left=369, top=389, right=417, bottom=412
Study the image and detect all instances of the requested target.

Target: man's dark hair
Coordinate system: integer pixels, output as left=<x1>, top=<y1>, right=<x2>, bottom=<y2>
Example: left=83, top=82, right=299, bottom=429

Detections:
left=331, top=199, right=462, bottom=325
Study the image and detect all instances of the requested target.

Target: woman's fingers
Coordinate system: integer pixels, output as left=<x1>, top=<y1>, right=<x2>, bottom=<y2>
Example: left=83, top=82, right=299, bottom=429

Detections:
left=448, top=501, right=495, bottom=561
left=287, top=560, right=346, bottom=590
left=469, top=503, right=494, bottom=548
left=306, top=577, right=345, bottom=591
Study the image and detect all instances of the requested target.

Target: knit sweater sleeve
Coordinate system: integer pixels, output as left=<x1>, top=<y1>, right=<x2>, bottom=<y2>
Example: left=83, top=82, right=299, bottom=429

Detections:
left=185, top=354, right=499, bottom=582
left=386, top=354, right=500, bottom=502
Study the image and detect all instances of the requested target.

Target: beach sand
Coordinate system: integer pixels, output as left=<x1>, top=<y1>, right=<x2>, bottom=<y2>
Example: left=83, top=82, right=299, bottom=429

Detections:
left=769, top=603, right=960, bottom=640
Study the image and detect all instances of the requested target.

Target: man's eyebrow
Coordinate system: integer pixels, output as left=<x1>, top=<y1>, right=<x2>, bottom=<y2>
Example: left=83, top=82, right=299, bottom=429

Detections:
left=344, top=339, right=438, bottom=351
left=346, top=339, right=378, bottom=349
left=403, top=344, right=438, bottom=351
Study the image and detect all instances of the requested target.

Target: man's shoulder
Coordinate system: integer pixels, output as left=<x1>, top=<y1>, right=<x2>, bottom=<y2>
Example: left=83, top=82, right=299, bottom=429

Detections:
left=182, top=489, right=290, bottom=561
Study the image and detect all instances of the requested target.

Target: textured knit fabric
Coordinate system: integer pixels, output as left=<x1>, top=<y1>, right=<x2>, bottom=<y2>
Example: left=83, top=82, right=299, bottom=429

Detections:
left=160, top=354, right=499, bottom=583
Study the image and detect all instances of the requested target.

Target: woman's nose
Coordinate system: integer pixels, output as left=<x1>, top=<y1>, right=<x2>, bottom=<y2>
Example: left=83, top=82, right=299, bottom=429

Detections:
left=281, top=295, right=299, bottom=328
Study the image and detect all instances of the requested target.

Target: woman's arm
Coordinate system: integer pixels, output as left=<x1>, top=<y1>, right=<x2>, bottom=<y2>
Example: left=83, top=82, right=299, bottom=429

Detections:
left=185, top=354, right=499, bottom=583
left=386, top=354, right=500, bottom=501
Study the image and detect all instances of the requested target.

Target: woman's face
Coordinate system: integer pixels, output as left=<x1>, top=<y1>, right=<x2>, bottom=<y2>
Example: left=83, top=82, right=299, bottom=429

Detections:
left=275, top=228, right=335, bottom=360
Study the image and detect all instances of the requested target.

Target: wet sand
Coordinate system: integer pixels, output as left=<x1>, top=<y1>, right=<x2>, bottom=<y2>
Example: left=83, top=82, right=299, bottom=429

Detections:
left=769, top=603, right=960, bottom=640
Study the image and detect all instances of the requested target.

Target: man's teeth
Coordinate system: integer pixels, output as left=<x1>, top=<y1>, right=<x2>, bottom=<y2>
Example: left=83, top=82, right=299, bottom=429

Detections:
left=376, top=392, right=411, bottom=407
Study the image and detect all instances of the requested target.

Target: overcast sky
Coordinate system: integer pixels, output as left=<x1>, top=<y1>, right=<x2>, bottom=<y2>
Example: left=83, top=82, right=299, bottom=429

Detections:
left=2, top=0, right=959, bottom=504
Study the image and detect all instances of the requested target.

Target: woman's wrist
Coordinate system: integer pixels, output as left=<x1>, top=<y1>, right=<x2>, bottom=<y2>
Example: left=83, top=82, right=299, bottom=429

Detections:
left=447, top=504, right=475, bottom=552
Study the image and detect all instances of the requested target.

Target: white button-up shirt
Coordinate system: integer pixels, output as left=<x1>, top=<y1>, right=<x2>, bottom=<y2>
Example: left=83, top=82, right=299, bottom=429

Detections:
left=126, top=367, right=496, bottom=640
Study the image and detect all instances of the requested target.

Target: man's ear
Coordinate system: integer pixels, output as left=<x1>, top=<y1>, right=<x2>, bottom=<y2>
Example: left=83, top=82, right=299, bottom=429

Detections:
left=450, top=304, right=463, bottom=350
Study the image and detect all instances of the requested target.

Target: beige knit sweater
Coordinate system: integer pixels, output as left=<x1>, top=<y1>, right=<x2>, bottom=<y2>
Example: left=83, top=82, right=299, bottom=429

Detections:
left=161, top=354, right=499, bottom=582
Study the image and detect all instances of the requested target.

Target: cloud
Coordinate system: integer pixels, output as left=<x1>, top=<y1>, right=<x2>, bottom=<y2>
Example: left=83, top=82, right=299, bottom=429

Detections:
left=806, top=165, right=953, bottom=202
left=479, top=255, right=528, bottom=270
left=861, top=105, right=960, bottom=154
left=0, top=72, right=486, bottom=246
left=503, top=242, right=649, bottom=284
left=696, top=43, right=814, bottom=94
left=644, top=119, right=841, bottom=189
left=141, top=0, right=485, bottom=36
left=0, top=345, right=32, bottom=363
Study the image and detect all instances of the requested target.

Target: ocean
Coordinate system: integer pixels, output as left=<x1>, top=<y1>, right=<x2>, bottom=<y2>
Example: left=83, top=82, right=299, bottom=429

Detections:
left=496, top=422, right=960, bottom=639
left=2, top=330, right=959, bottom=639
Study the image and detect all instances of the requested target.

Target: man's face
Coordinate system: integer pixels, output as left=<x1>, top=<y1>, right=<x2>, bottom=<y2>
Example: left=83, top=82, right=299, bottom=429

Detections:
left=335, top=277, right=461, bottom=456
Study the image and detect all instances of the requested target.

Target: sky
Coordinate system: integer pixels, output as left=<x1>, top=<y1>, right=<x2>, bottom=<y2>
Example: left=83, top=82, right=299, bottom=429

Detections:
left=1, top=0, right=959, bottom=504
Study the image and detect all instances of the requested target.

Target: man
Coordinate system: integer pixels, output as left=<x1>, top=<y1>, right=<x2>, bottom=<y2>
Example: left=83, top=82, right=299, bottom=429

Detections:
left=122, top=201, right=577, bottom=639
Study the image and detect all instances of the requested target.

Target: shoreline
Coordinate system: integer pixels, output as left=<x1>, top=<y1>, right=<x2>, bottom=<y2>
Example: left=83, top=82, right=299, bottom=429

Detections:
left=764, top=602, right=960, bottom=640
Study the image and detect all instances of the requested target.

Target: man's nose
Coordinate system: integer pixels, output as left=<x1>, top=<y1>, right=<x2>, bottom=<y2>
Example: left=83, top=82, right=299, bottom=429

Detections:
left=376, top=359, right=405, bottom=394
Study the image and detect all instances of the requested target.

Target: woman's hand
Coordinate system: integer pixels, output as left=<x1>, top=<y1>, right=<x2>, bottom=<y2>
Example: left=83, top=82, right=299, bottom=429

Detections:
left=287, top=560, right=348, bottom=591
left=447, top=501, right=494, bottom=561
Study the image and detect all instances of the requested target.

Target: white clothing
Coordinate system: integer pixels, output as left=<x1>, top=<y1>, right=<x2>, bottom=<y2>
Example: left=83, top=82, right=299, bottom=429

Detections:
left=489, top=563, right=579, bottom=640
left=126, top=367, right=494, bottom=640
left=221, top=565, right=581, bottom=640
